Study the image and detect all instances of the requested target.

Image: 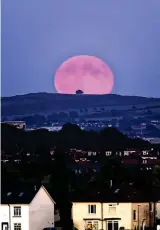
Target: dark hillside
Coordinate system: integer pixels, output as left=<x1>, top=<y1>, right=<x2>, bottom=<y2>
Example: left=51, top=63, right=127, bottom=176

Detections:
left=2, top=93, right=160, bottom=116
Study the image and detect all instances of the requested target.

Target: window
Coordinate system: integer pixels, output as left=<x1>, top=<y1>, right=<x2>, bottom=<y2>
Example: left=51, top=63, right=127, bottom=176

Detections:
left=109, top=204, right=116, bottom=215
left=149, top=203, right=153, bottom=212
left=143, top=160, right=147, bottom=164
left=14, top=223, right=21, bottom=230
left=88, top=204, right=96, bottom=214
left=133, top=210, right=136, bottom=220
left=14, top=207, right=21, bottom=216
left=107, top=221, right=119, bottom=230
left=93, top=221, right=98, bottom=230
left=86, top=221, right=98, bottom=230
left=87, top=221, right=92, bottom=229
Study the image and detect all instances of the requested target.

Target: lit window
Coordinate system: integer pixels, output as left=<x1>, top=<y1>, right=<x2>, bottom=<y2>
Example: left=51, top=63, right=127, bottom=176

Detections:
left=14, top=207, right=21, bottom=216
left=86, top=221, right=98, bottom=230
left=93, top=221, right=98, bottom=230
left=88, top=204, right=96, bottom=214
left=87, top=222, right=92, bottom=229
left=14, top=223, right=21, bottom=230
left=109, top=204, right=116, bottom=214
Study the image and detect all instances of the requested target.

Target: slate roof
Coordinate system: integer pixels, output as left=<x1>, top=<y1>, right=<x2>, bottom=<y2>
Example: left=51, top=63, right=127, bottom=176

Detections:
left=1, top=184, right=41, bottom=204
left=70, top=184, right=160, bottom=203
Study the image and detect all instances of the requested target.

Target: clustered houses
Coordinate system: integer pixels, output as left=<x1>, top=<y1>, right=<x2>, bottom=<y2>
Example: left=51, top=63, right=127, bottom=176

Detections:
left=68, top=148, right=160, bottom=160
left=67, top=149, right=160, bottom=174
left=2, top=149, right=160, bottom=173
left=2, top=184, right=160, bottom=230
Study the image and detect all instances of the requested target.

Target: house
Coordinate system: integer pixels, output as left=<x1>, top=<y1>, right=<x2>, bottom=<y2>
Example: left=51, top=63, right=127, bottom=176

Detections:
left=1, top=185, right=55, bottom=230
left=72, top=202, right=154, bottom=230
left=153, top=188, right=160, bottom=224
left=71, top=188, right=155, bottom=230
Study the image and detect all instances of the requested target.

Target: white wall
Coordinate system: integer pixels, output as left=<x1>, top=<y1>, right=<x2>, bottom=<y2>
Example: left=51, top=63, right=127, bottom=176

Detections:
left=10, top=205, right=29, bottom=230
left=29, top=187, right=55, bottom=230
left=72, top=202, right=132, bottom=230
left=0, top=205, right=29, bottom=230
left=0, top=205, right=9, bottom=224
left=103, top=203, right=132, bottom=230
left=72, top=202, right=101, bottom=230
left=157, top=202, right=160, bottom=219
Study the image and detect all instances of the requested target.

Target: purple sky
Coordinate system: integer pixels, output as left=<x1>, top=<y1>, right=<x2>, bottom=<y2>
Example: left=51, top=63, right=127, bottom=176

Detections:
left=2, top=0, right=160, bottom=97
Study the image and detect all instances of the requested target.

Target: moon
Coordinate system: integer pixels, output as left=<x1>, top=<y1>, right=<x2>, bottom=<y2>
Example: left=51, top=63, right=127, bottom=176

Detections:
left=54, top=55, right=114, bottom=94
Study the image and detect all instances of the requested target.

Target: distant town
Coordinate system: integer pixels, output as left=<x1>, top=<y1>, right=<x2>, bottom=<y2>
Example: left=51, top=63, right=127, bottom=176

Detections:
left=2, top=118, right=160, bottom=144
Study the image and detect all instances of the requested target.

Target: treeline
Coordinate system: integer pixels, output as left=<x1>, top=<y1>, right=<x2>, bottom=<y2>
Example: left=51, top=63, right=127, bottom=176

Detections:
left=1, top=123, right=151, bottom=154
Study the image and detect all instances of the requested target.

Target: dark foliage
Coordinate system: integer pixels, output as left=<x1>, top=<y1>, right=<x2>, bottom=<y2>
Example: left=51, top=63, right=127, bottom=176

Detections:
left=52, top=149, right=73, bottom=230
left=1, top=123, right=150, bottom=154
left=75, top=89, right=84, bottom=95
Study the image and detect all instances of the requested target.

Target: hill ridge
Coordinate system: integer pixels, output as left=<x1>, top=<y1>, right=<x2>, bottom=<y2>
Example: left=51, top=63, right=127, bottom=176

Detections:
left=2, top=92, right=159, bottom=99
left=1, top=92, right=160, bottom=117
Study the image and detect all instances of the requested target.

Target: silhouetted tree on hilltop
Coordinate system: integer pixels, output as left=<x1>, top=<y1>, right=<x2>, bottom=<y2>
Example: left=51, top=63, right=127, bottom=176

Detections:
left=75, top=89, right=83, bottom=95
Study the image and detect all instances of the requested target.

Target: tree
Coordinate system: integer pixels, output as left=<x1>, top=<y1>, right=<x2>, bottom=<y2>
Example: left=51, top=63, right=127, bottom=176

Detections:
left=52, top=149, right=73, bottom=230
left=75, top=89, right=83, bottom=95
left=152, top=166, right=160, bottom=187
left=1, top=123, right=150, bottom=154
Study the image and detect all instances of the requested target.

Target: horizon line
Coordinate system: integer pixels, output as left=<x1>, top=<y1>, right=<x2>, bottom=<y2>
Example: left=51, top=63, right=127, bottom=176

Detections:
left=1, top=91, right=159, bottom=99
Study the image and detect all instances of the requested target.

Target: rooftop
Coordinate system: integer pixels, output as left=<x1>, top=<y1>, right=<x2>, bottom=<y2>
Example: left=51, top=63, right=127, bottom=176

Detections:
left=1, top=184, right=41, bottom=204
left=70, top=184, right=160, bottom=203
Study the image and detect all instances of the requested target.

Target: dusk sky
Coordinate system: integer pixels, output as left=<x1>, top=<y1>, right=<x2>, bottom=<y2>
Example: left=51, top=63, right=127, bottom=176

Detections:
left=2, top=0, right=160, bottom=97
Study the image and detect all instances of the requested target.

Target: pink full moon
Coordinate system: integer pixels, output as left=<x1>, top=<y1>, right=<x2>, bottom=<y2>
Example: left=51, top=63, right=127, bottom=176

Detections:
left=54, top=55, right=114, bottom=94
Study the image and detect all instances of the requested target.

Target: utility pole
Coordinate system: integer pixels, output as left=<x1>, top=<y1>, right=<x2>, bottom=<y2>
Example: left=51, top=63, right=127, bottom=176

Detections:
left=149, top=202, right=152, bottom=230
left=153, top=201, right=156, bottom=230
left=101, top=202, right=103, bottom=230
left=138, top=205, right=141, bottom=230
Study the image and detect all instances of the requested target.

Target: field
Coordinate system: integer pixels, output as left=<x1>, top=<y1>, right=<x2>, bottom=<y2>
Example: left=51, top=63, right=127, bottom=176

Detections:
left=2, top=93, right=160, bottom=120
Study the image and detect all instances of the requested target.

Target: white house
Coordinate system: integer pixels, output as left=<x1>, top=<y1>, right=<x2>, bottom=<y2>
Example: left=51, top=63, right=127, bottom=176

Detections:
left=0, top=185, right=55, bottom=230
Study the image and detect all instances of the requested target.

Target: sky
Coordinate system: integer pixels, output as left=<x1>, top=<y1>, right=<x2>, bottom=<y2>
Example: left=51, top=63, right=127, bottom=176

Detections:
left=1, top=0, right=160, bottom=97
